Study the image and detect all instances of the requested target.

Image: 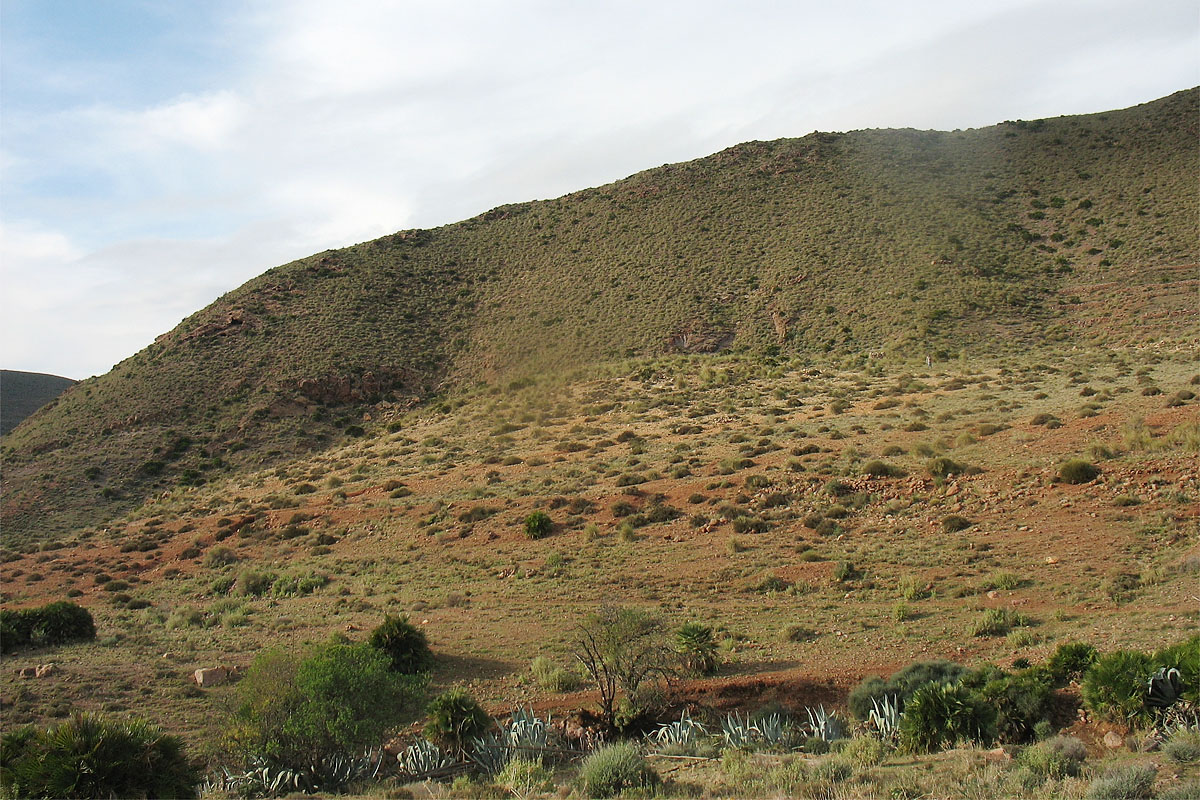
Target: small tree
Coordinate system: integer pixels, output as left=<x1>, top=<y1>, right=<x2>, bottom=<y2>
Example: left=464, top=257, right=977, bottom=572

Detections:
left=574, top=607, right=673, bottom=726
left=369, top=614, right=433, bottom=674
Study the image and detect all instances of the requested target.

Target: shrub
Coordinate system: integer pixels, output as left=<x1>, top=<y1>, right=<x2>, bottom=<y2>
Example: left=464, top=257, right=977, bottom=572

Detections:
left=1018, top=735, right=1087, bottom=778
left=530, top=656, right=581, bottom=692
left=1084, top=763, right=1157, bottom=800
left=970, top=608, right=1030, bottom=637
left=1081, top=649, right=1155, bottom=722
left=524, top=511, right=552, bottom=539
left=862, top=460, right=904, bottom=478
left=424, top=689, right=492, bottom=753
left=675, top=622, right=718, bottom=677
left=230, top=643, right=424, bottom=768
left=0, top=713, right=199, bottom=799
left=848, top=661, right=967, bottom=719
left=0, top=601, right=95, bottom=654
left=926, top=457, right=966, bottom=480
left=496, top=757, right=553, bottom=797
left=1047, top=641, right=1099, bottom=683
left=576, top=742, right=659, bottom=798
left=980, top=670, right=1053, bottom=743
left=941, top=514, right=973, bottom=532
left=1058, top=459, right=1101, bottom=484
left=1164, top=729, right=1200, bottom=764
left=203, top=546, right=238, bottom=567
left=234, top=568, right=276, bottom=596
left=368, top=614, right=433, bottom=674
left=899, top=681, right=995, bottom=753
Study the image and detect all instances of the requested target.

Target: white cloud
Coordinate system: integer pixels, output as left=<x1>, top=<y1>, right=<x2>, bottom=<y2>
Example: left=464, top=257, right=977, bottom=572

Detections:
left=2, top=0, right=1196, bottom=378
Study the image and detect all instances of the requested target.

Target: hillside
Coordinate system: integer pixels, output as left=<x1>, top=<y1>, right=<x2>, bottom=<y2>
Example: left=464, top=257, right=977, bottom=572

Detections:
left=2, top=88, right=1196, bottom=544
left=0, top=370, right=76, bottom=436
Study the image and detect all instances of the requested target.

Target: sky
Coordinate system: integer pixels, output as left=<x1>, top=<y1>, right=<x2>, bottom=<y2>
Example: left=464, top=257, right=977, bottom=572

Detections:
left=2, top=0, right=1197, bottom=380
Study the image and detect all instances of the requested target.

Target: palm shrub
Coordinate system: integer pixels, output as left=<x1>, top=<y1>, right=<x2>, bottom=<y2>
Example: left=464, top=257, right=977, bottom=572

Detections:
left=1081, top=650, right=1155, bottom=723
left=368, top=614, right=433, bottom=674
left=898, top=682, right=996, bottom=753
left=0, top=713, right=199, bottom=799
left=675, top=622, right=718, bottom=677
left=576, top=742, right=659, bottom=798
left=424, top=689, right=492, bottom=754
left=980, top=670, right=1053, bottom=743
left=1047, top=641, right=1099, bottom=684
left=848, top=660, right=967, bottom=719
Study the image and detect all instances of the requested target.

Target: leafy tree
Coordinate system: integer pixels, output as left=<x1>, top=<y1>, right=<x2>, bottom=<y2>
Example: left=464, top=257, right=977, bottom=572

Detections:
left=230, top=643, right=425, bottom=768
left=574, top=607, right=673, bottom=726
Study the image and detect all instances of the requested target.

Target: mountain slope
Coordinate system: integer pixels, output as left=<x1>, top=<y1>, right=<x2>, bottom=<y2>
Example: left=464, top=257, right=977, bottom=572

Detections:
left=2, top=88, right=1196, bottom=544
left=0, top=371, right=77, bottom=436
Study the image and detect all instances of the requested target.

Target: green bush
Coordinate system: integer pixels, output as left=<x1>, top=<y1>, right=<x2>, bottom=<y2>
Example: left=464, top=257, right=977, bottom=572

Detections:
left=980, top=669, right=1053, bottom=743
left=1017, top=735, right=1087, bottom=779
left=368, top=614, right=433, bottom=674
left=576, top=742, right=659, bottom=798
left=862, top=460, right=904, bottom=478
left=524, top=511, right=552, bottom=539
left=1047, top=641, right=1099, bottom=684
left=0, top=601, right=95, bottom=654
left=675, top=622, right=718, bottom=677
left=1081, top=649, right=1155, bottom=723
left=898, top=681, right=996, bottom=753
left=0, top=713, right=199, bottom=799
left=1058, top=459, right=1100, bottom=484
left=848, top=660, right=967, bottom=720
left=424, top=689, right=492, bottom=753
left=231, top=643, right=424, bottom=768
left=1084, top=763, right=1157, bottom=800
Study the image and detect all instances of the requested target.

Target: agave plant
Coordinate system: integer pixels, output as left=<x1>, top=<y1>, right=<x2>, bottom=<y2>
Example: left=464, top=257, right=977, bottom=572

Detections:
left=397, top=739, right=455, bottom=779
left=868, top=694, right=901, bottom=742
left=468, top=708, right=557, bottom=776
left=1148, top=667, right=1184, bottom=709
left=805, top=705, right=847, bottom=743
left=721, top=711, right=759, bottom=749
left=507, top=708, right=552, bottom=754
left=651, top=709, right=707, bottom=749
left=207, top=750, right=385, bottom=797
left=755, top=713, right=788, bottom=747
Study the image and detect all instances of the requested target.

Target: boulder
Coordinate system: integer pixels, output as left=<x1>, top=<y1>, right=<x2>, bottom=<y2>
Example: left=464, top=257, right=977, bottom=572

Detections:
left=1103, top=730, right=1124, bottom=749
left=194, top=666, right=231, bottom=687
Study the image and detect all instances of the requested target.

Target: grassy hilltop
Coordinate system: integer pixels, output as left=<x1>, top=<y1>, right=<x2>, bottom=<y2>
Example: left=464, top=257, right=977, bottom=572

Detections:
left=2, top=88, right=1197, bottom=543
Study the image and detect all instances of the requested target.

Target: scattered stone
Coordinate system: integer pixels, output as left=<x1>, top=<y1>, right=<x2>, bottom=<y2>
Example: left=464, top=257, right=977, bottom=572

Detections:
left=1103, top=731, right=1124, bottom=749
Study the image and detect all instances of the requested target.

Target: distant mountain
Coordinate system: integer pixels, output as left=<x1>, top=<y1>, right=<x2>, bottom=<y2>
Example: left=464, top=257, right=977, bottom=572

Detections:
left=1, top=370, right=76, bottom=436
left=2, top=88, right=1196, bottom=543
